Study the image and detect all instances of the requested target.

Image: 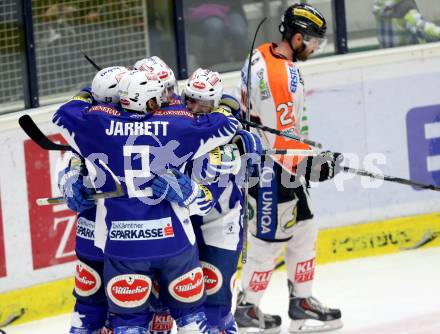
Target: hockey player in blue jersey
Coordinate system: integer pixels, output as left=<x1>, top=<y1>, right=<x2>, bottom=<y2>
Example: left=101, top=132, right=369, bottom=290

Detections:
left=53, top=69, right=240, bottom=334
left=132, top=60, right=257, bottom=334
left=133, top=56, right=179, bottom=104
left=152, top=68, right=263, bottom=334
left=57, top=65, right=128, bottom=334
left=59, top=59, right=244, bottom=334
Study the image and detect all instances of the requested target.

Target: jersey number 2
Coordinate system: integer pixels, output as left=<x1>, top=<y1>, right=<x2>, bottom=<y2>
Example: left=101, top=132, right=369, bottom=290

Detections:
left=123, top=145, right=152, bottom=197
left=277, top=102, right=294, bottom=126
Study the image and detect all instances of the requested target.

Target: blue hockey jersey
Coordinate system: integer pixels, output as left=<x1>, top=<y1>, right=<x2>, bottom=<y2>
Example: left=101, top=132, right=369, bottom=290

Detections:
left=53, top=97, right=239, bottom=260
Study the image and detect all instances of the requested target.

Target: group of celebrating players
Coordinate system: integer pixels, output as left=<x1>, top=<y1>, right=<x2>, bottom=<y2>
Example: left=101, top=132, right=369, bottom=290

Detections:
left=52, top=3, right=345, bottom=334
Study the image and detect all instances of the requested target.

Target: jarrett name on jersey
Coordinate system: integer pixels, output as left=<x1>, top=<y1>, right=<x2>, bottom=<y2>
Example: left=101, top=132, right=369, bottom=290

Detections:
left=53, top=96, right=239, bottom=261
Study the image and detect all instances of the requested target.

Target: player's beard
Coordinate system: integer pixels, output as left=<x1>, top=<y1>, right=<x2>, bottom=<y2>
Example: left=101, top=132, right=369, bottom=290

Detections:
left=295, top=44, right=312, bottom=61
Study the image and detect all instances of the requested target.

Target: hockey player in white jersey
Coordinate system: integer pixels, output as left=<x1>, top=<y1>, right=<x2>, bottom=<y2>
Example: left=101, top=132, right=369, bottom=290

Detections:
left=234, top=3, right=343, bottom=334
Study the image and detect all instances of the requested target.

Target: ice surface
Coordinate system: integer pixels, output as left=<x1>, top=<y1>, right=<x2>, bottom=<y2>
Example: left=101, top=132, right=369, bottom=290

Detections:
left=3, top=247, right=440, bottom=334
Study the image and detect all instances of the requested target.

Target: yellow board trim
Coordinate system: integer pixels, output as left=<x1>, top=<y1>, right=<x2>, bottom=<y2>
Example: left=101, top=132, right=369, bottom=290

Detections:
left=1, top=212, right=439, bottom=326
left=0, top=277, right=75, bottom=326
left=317, top=212, right=440, bottom=264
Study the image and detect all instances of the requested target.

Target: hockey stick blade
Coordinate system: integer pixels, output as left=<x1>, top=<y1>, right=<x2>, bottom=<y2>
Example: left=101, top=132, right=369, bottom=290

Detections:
left=0, top=308, right=25, bottom=328
left=401, top=230, right=439, bottom=250
left=18, top=115, right=73, bottom=151
left=36, top=159, right=124, bottom=205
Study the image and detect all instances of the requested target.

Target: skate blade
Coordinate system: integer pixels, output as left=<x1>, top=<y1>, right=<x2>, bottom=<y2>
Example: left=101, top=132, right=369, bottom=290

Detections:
left=289, top=319, right=343, bottom=333
left=238, top=326, right=281, bottom=334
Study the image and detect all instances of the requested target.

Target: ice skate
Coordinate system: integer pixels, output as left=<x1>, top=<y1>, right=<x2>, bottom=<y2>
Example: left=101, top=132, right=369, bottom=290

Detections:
left=234, top=291, right=281, bottom=334
left=288, top=295, right=342, bottom=333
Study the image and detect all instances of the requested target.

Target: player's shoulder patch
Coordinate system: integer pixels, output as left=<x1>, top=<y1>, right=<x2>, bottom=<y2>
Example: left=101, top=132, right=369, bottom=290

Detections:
left=70, top=92, right=93, bottom=104
left=285, top=62, right=300, bottom=93
left=88, top=104, right=121, bottom=117
left=212, top=107, right=232, bottom=117
left=154, top=109, right=194, bottom=118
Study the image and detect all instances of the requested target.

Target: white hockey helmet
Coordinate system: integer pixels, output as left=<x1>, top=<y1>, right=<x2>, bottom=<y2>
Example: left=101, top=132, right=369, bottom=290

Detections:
left=118, top=70, right=166, bottom=113
left=91, top=66, right=128, bottom=104
left=182, top=68, right=223, bottom=111
left=133, top=56, right=176, bottom=94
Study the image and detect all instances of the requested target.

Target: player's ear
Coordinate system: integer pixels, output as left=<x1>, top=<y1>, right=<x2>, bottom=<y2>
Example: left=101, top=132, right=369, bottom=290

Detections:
left=291, top=32, right=303, bottom=47
left=147, top=99, right=159, bottom=112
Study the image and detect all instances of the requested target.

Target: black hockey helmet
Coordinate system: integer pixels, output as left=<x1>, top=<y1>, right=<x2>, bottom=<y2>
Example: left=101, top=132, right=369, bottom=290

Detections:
left=279, top=3, right=327, bottom=39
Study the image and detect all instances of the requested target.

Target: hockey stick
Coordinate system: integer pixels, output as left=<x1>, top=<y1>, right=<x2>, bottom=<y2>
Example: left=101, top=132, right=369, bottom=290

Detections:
left=239, top=118, right=323, bottom=149
left=401, top=230, right=439, bottom=250
left=21, top=114, right=438, bottom=191
left=264, top=149, right=317, bottom=156
left=18, top=115, right=126, bottom=204
left=242, top=17, right=267, bottom=265
left=0, top=308, right=25, bottom=329
left=19, top=115, right=73, bottom=151
left=20, top=114, right=315, bottom=157
left=36, top=159, right=124, bottom=205
left=80, top=50, right=101, bottom=71
left=343, top=166, right=440, bottom=191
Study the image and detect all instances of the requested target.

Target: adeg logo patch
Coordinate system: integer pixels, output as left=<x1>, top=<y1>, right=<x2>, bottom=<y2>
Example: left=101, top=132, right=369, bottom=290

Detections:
left=107, top=274, right=151, bottom=308
left=169, top=267, right=204, bottom=303
left=75, top=261, right=101, bottom=297
left=201, top=261, right=223, bottom=295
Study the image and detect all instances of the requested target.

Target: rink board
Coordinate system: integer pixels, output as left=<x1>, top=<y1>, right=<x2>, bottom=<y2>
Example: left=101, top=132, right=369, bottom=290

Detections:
left=1, top=43, right=440, bottom=326
left=1, top=212, right=439, bottom=326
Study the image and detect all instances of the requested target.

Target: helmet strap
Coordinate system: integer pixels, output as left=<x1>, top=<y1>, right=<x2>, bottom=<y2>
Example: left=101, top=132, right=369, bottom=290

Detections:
left=289, top=38, right=298, bottom=62
left=287, top=32, right=306, bottom=62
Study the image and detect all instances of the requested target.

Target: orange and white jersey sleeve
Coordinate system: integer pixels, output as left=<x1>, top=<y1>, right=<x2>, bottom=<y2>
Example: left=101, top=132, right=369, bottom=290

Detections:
left=237, top=43, right=310, bottom=173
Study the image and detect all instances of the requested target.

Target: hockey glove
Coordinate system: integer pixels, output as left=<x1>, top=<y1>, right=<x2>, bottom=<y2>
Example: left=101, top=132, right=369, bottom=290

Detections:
left=299, top=151, right=343, bottom=182
left=58, top=163, right=95, bottom=213
left=70, top=87, right=93, bottom=104
left=152, top=168, right=200, bottom=207
left=219, top=94, right=241, bottom=118
left=191, top=144, right=242, bottom=183
left=232, top=130, right=263, bottom=176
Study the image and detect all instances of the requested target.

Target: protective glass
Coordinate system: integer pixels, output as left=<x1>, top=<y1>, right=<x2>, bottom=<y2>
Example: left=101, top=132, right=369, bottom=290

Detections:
left=185, top=97, right=214, bottom=114
left=303, top=34, right=328, bottom=53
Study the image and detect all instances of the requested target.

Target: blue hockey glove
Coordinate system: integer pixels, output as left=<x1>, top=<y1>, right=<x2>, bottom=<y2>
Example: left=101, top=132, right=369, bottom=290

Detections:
left=152, top=168, right=200, bottom=207
left=219, top=94, right=241, bottom=118
left=58, top=166, right=95, bottom=213
left=232, top=130, right=263, bottom=176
